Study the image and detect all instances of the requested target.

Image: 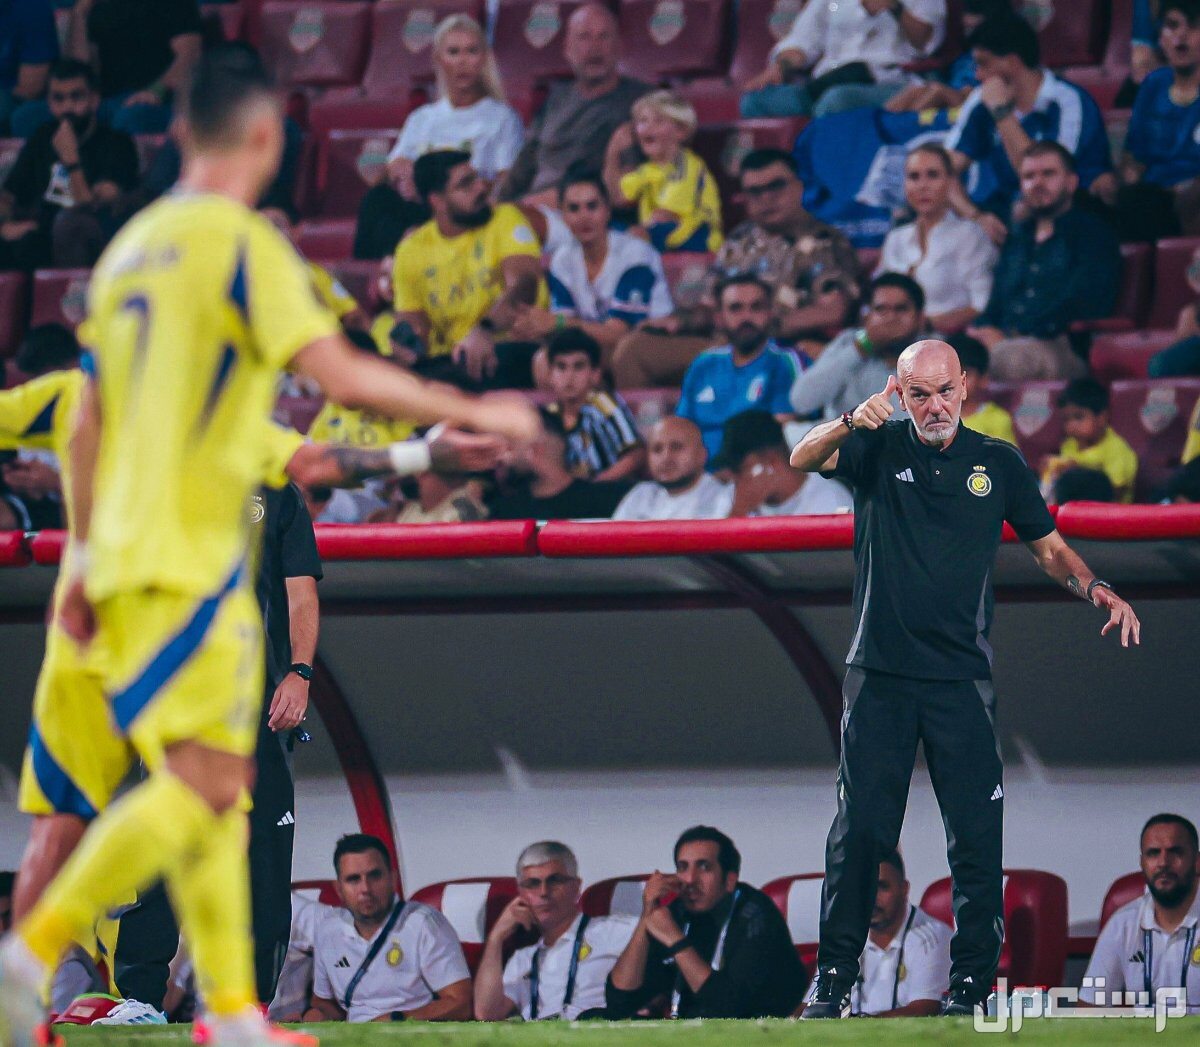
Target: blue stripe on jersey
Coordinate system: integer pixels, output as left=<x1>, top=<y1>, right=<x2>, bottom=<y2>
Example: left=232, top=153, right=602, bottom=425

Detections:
left=197, top=344, right=238, bottom=431
left=29, top=724, right=98, bottom=819
left=229, top=246, right=249, bottom=318
left=547, top=270, right=576, bottom=313
left=80, top=351, right=96, bottom=377
left=610, top=264, right=656, bottom=325
left=110, top=561, right=246, bottom=731
left=23, top=394, right=60, bottom=437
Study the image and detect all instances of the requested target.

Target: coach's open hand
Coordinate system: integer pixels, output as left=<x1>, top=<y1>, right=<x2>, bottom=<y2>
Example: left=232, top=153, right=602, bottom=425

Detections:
left=1092, top=585, right=1141, bottom=648
left=852, top=375, right=900, bottom=430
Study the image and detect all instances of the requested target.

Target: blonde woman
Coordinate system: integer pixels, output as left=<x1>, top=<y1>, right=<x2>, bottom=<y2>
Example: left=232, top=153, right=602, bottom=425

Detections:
left=386, top=15, right=524, bottom=199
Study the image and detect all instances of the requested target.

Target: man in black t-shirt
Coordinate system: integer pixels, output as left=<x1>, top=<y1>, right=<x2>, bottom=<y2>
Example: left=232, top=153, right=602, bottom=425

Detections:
left=606, top=826, right=807, bottom=1019
left=0, top=59, right=138, bottom=269
left=790, top=339, right=1141, bottom=1019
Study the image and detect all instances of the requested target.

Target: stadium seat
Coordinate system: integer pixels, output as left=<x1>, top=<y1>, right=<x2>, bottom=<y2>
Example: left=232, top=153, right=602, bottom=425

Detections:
left=992, top=380, right=1067, bottom=468
left=727, top=0, right=805, bottom=85
left=1149, top=236, right=1200, bottom=330
left=1089, top=330, right=1175, bottom=383
left=580, top=875, right=651, bottom=918
left=409, top=877, right=522, bottom=972
left=1098, top=872, right=1144, bottom=931
left=1071, top=241, right=1151, bottom=334
left=361, top=0, right=486, bottom=95
left=1035, top=0, right=1110, bottom=69
left=1064, top=65, right=1126, bottom=112
left=660, top=251, right=712, bottom=310
left=678, top=80, right=742, bottom=123
left=494, top=0, right=595, bottom=88
left=313, top=128, right=401, bottom=218
left=324, top=259, right=380, bottom=309
left=296, top=218, right=356, bottom=260
left=30, top=270, right=91, bottom=331
left=919, top=869, right=1069, bottom=988
left=259, top=2, right=372, bottom=88
left=200, top=2, right=245, bottom=42
left=0, top=273, right=29, bottom=358
left=617, top=0, right=732, bottom=82
left=761, top=873, right=824, bottom=970
left=307, top=95, right=416, bottom=135
left=291, top=878, right=342, bottom=907
left=1108, top=378, right=1200, bottom=500
left=691, top=118, right=808, bottom=224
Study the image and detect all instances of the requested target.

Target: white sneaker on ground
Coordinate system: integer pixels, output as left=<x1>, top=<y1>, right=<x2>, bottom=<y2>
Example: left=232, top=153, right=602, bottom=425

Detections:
left=91, top=999, right=168, bottom=1025
left=0, top=936, right=49, bottom=1047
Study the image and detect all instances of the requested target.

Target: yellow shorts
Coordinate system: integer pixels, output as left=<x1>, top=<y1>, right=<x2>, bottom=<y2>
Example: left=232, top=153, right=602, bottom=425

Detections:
left=97, top=572, right=264, bottom=768
left=17, top=624, right=134, bottom=819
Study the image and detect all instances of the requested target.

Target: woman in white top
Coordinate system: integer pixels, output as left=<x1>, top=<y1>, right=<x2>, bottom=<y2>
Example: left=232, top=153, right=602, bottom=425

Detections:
left=386, top=15, right=524, bottom=199
left=877, top=143, right=998, bottom=334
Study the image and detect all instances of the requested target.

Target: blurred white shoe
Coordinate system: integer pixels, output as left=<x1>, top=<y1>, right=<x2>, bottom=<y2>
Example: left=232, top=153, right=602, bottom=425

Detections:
left=91, top=998, right=168, bottom=1025
left=192, top=1007, right=318, bottom=1047
left=0, top=936, right=49, bottom=1047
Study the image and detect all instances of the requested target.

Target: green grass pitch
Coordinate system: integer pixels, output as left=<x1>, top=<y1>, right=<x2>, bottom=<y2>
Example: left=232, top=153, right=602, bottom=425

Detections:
left=53, top=1017, right=1200, bottom=1045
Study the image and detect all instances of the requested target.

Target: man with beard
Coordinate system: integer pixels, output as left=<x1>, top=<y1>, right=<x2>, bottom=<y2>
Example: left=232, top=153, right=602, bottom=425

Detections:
left=789, top=273, right=924, bottom=422
left=613, top=416, right=733, bottom=520
left=966, top=142, right=1120, bottom=381
left=676, top=275, right=805, bottom=463
left=606, top=826, right=807, bottom=1019
left=0, top=58, right=138, bottom=269
left=392, top=149, right=547, bottom=388
left=1080, top=814, right=1200, bottom=1013
left=790, top=338, right=1141, bottom=1018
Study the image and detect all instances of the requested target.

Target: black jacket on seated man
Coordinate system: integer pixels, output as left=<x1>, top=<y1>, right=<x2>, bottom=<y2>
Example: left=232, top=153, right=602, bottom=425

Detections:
left=977, top=206, right=1120, bottom=339
left=604, top=884, right=807, bottom=1019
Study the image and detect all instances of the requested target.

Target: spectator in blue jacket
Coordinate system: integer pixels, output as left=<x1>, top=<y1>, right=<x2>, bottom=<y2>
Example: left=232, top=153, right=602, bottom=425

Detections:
left=0, top=0, right=59, bottom=135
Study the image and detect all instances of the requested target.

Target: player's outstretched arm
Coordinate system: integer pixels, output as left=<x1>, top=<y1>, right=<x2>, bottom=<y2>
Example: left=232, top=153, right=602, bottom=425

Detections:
left=1026, top=530, right=1141, bottom=647
left=292, top=335, right=541, bottom=445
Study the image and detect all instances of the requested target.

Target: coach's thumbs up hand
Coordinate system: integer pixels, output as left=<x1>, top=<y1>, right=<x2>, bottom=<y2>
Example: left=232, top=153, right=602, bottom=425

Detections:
left=852, top=375, right=900, bottom=430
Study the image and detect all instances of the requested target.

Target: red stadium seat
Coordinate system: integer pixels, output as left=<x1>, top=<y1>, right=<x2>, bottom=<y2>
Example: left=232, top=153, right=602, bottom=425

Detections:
left=259, top=2, right=371, bottom=88
left=1064, top=66, right=1126, bottom=112
left=291, top=878, right=342, bottom=907
left=201, top=3, right=245, bottom=42
left=0, top=273, right=29, bottom=358
left=1099, top=872, right=1144, bottom=931
left=409, top=877, right=522, bottom=973
left=762, top=873, right=824, bottom=970
left=494, top=0, right=595, bottom=88
left=728, top=0, right=805, bottom=85
left=580, top=875, right=651, bottom=918
left=313, top=128, right=400, bottom=218
left=361, top=0, right=486, bottom=95
left=678, top=80, right=742, bottom=123
left=1073, top=241, right=1152, bottom=334
left=1149, top=236, right=1200, bottom=330
left=1089, top=330, right=1175, bottom=383
left=296, top=218, right=356, bottom=260
left=993, top=380, right=1067, bottom=468
left=308, top=95, right=416, bottom=134
left=617, top=0, right=732, bottom=82
left=660, top=251, right=712, bottom=310
left=1034, top=0, right=1110, bottom=69
left=691, top=118, right=808, bottom=224
left=920, top=869, right=1068, bottom=987
left=30, top=270, right=91, bottom=331
left=1108, top=378, right=1200, bottom=500
left=324, top=258, right=383, bottom=309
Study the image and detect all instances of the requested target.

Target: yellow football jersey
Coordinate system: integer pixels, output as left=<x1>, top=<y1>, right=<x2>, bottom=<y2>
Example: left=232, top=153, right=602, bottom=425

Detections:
left=620, top=148, right=723, bottom=252
left=308, top=401, right=414, bottom=448
left=391, top=203, right=546, bottom=358
left=1046, top=427, right=1139, bottom=504
left=79, top=192, right=340, bottom=601
left=0, top=368, right=84, bottom=466
left=965, top=401, right=1017, bottom=446
left=308, top=262, right=359, bottom=321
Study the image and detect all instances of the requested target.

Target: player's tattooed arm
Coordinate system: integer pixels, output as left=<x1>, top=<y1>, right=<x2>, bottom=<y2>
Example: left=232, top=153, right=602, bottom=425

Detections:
left=285, top=442, right=393, bottom=491
left=1065, top=575, right=1085, bottom=599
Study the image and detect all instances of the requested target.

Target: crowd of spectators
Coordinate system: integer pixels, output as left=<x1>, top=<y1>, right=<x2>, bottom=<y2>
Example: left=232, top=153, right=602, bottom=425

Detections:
left=3, top=0, right=1200, bottom=523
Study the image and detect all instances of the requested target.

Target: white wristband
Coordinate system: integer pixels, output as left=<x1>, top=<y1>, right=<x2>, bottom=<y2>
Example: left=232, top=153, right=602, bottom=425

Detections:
left=387, top=438, right=433, bottom=477
left=65, top=538, right=90, bottom=579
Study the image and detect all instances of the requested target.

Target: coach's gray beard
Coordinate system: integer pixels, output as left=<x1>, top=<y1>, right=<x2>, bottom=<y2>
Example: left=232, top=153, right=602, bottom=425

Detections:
left=917, top=417, right=959, bottom=445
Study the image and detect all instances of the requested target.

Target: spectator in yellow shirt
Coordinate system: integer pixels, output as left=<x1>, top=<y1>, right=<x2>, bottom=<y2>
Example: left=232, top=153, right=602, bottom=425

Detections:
left=604, top=90, right=722, bottom=253
left=950, top=333, right=1017, bottom=445
left=1182, top=394, right=1200, bottom=464
left=1041, top=378, right=1138, bottom=503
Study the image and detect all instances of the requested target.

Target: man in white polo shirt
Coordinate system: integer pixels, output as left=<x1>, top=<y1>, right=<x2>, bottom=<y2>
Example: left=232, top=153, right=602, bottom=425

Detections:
left=475, top=841, right=637, bottom=1020
left=303, top=834, right=472, bottom=1023
left=847, top=850, right=950, bottom=1017
left=613, top=418, right=733, bottom=521
left=1081, top=814, right=1200, bottom=1013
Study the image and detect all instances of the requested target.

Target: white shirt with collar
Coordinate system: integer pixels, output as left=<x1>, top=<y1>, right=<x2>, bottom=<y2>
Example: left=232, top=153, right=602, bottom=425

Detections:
left=311, top=900, right=471, bottom=1022
left=771, top=0, right=947, bottom=83
left=1081, top=889, right=1200, bottom=1012
left=851, top=905, right=952, bottom=1015
left=613, top=472, right=734, bottom=521
left=502, top=913, right=638, bottom=1020
left=878, top=211, right=998, bottom=316
left=749, top=472, right=853, bottom=517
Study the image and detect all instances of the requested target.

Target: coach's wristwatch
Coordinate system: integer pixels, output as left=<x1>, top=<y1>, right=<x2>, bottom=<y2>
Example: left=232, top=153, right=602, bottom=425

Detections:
left=1085, top=579, right=1114, bottom=602
left=289, top=662, right=314, bottom=682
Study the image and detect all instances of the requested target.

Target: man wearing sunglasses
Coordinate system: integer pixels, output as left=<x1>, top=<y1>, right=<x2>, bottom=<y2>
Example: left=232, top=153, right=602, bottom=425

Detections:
left=611, top=148, right=862, bottom=388
left=475, top=841, right=637, bottom=1021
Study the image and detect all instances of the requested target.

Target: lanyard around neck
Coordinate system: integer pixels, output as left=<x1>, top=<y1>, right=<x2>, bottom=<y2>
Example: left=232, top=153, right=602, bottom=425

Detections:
left=1142, top=924, right=1197, bottom=1000
left=529, top=914, right=590, bottom=1020
left=853, top=905, right=917, bottom=1016
left=670, top=888, right=741, bottom=1019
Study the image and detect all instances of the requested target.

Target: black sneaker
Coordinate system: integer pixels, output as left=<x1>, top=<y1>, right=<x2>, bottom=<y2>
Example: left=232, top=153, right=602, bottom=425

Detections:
left=798, top=968, right=854, bottom=1019
left=941, top=980, right=987, bottom=1017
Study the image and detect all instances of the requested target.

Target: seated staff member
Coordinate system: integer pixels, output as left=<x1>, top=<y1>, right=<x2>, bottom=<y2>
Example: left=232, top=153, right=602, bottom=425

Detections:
left=475, top=841, right=637, bottom=1020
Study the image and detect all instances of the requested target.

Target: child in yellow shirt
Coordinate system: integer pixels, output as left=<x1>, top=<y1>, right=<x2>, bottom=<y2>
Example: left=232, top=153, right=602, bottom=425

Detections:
left=951, top=334, right=1017, bottom=445
left=1041, top=378, right=1138, bottom=503
left=605, top=90, right=722, bottom=253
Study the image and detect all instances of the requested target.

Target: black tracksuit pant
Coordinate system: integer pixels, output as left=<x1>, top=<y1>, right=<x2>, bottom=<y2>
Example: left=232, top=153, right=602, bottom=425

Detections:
left=817, top=667, right=1005, bottom=992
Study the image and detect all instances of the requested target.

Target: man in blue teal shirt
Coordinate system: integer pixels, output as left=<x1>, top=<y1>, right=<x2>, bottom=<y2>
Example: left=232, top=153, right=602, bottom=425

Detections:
left=1116, top=0, right=1200, bottom=240
left=676, top=275, right=807, bottom=463
left=0, top=0, right=59, bottom=134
